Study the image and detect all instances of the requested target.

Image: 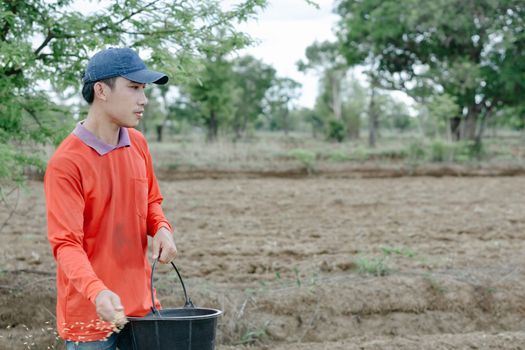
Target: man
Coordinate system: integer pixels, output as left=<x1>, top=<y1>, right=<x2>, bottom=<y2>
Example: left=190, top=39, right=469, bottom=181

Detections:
left=44, top=47, right=177, bottom=349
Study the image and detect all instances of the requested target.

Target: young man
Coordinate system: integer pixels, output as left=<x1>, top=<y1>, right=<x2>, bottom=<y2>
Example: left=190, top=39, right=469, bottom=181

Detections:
left=44, top=47, right=177, bottom=349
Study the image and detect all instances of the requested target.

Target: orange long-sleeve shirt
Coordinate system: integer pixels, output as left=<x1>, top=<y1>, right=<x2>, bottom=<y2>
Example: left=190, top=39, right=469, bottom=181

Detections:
left=44, top=124, right=172, bottom=341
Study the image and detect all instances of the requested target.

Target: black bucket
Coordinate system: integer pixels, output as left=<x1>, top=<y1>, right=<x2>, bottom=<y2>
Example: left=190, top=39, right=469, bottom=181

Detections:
left=127, top=260, right=222, bottom=350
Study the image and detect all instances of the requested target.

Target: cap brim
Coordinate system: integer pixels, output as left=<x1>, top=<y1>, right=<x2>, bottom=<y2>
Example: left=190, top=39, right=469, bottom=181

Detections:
left=122, top=69, right=169, bottom=85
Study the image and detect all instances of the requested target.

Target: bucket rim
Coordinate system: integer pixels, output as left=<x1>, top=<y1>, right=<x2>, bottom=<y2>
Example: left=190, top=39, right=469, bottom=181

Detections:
left=127, top=307, right=223, bottom=321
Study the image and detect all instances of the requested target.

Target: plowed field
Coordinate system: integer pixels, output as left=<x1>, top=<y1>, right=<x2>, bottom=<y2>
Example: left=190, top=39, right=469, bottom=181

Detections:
left=1, top=176, right=524, bottom=349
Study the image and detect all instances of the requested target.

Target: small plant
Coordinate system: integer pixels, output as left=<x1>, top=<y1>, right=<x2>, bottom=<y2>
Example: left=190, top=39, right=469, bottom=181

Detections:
left=329, top=149, right=351, bottom=162
left=293, top=266, right=302, bottom=287
left=429, top=139, right=449, bottom=162
left=356, top=256, right=390, bottom=276
left=407, top=141, right=427, bottom=162
left=349, top=146, right=369, bottom=161
left=288, top=148, right=316, bottom=174
left=357, top=246, right=416, bottom=276
left=381, top=246, right=416, bottom=258
left=453, top=140, right=485, bottom=162
left=237, top=321, right=271, bottom=345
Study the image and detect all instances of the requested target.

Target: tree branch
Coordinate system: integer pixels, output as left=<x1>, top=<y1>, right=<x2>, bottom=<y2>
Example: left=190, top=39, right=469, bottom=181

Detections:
left=97, top=0, right=163, bottom=33
left=33, top=30, right=54, bottom=56
left=0, top=187, right=19, bottom=234
left=22, top=106, right=43, bottom=128
left=0, top=1, right=18, bottom=42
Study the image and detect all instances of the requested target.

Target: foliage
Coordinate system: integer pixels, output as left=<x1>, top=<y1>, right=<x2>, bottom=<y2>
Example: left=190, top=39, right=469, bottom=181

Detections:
left=406, top=139, right=486, bottom=163
left=262, top=77, right=302, bottom=133
left=356, top=256, right=390, bottom=276
left=184, top=35, right=242, bottom=141
left=336, top=0, right=525, bottom=141
left=357, top=246, right=416, bottom=276
left=287, top=148, right=316, bottom=174
left=237, top=320, right=270, bottom=345
left=326, top=119, right=346, bottom=142
left=0, top=0, right=268, bottom=189
left=299, top=40, right=347, bottom=131
left=230, top=55, right=276, bottom=139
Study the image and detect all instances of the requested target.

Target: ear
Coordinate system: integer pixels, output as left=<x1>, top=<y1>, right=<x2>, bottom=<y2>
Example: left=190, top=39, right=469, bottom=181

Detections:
left=93, top=81, right=109, bottom=102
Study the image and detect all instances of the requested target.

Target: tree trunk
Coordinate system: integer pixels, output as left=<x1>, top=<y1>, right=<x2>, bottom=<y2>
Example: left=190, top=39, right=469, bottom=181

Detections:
left=155, top=124, right=163, bottom=142
left=347, top=114, right=360, bottom=140
left=368, top=85, right=378, bottom=148
left=283, top=110, right=289, bottom=136
left=207, top=110, right=218, bottom=142
left=450, top=116, right=461, bottom=141
left=460, top=106, right=478, bottom=141
left=475, top=109, right=491, bottom=146
left=330, top=71, right=342, bottom=121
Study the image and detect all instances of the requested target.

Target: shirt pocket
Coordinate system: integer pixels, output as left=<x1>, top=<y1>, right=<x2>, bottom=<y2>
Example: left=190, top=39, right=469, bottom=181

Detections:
left=133, top=178, right=149, bottom=218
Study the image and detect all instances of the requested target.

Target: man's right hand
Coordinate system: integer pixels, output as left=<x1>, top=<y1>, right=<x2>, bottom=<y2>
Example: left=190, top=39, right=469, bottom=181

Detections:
left=95, top=289, right=124, bottom=323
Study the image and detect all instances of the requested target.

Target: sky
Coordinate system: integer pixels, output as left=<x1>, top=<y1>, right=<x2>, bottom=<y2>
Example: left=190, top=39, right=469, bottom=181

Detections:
left=232, top=0, right=339, bottom=108
left=69, top=0, right=339, bottom=108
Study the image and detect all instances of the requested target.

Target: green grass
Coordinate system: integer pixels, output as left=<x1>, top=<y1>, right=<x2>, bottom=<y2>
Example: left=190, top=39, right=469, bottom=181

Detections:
left=356, top=256, right=390, bottom=276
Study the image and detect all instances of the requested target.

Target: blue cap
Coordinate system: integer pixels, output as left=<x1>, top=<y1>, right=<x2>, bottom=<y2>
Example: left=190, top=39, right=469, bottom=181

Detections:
left=82, top=47, right=168, bottom=85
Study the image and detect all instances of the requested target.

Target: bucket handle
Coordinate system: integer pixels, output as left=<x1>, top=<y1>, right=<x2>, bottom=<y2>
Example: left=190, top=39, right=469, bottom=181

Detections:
left=150, top=257, right=195, bottom=317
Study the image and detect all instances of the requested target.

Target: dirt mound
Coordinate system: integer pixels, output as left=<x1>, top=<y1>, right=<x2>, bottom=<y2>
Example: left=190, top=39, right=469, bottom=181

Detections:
left=156, top=163, right=525, bottom=180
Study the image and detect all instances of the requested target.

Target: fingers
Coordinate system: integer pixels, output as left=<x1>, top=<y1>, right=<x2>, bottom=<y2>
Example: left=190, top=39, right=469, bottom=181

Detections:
left=110, top=293, right=124, bottom=312
left=96, top=290, right=124, bottom=323
left=151, top=237, right=161, bottom=260
left=158, top=242, right=177, bottom=263
left=152, top=228, right=177, bottom=263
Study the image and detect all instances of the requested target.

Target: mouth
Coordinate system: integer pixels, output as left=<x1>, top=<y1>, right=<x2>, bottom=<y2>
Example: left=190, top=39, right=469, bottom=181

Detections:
left=134, top=111, right=144, bottom=118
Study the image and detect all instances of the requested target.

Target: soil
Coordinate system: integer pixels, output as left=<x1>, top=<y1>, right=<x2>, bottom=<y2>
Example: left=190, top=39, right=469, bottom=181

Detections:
left=1, top=176, right=524, bottom=349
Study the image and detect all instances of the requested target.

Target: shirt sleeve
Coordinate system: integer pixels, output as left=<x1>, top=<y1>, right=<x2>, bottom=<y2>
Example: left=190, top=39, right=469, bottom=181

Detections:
left=143, top=143, right=173, bottom=237
left=44, top=158, right=108, bottom=303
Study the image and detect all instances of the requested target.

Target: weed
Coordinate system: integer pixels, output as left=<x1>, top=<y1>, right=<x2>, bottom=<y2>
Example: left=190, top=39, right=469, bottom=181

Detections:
left=381, top=246, right=416, bottom=258
left=288, top=149, right=316, bottom=174
left=237, top=320, right=270, bottom=345
left=407, top=141, right=427, bottom=162
left=329, top=150, right=351, bottom=162
left=356, top=256, right=390, bottom=276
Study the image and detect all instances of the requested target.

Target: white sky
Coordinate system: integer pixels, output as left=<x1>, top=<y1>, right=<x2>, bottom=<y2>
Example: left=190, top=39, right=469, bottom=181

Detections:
left=232, top=0, right=339, bottom=108
left=69, top=0, right=339, bottom=108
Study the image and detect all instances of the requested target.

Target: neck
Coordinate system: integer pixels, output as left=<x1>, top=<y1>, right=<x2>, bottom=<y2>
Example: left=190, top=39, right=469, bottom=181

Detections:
left=83, top=106, right=120, bottom=146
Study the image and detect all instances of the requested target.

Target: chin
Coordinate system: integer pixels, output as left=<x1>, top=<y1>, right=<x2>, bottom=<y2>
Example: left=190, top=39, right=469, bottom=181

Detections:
left=122, top=119, right=140, bottom=128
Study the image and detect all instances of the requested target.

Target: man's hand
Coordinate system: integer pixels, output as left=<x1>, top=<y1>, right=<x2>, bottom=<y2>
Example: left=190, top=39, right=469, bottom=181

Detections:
left=95, top=289, right=124, bottom=323
left=152, top=226, right=177, bottom=263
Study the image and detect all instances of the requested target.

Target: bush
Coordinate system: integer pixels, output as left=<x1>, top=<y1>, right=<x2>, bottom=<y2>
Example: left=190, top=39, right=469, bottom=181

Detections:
left=326, top=119, right=346, bottom=142
left=329, top=150, right=351, bottom=162
left=288, top=148, right=316, bottom=174
left=430, top=139, right=448, bottom=162
left=452, top=140, right=485, bottom=162
left=407, top=141, right=427, bottom=162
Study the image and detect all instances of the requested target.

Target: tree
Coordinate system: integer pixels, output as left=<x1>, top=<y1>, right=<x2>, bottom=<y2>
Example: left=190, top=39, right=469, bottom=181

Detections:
left=0, top=0, right=267, bottom=189
left=263, top=77, right=301, bottom=134
left=231, top=55, right=276, bottom=140
left=184, top=34, right=244, bottom=142
left=298, top=41, right=347, bottom=121
left=336, top=0, right=525, bottom=143
left=340, top=76, right=368, bottom=139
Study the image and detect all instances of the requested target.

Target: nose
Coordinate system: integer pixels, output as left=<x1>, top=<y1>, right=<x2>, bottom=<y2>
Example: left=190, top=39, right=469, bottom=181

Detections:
left=139, top=89, right=148, bottom=106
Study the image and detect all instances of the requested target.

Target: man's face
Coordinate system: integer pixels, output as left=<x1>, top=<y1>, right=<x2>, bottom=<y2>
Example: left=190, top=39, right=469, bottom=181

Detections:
left=102, top=77, right=148, bottom=128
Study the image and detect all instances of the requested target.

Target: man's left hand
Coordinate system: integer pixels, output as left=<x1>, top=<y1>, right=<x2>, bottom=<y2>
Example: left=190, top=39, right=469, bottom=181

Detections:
left=152, top=227, right=177, bottom=263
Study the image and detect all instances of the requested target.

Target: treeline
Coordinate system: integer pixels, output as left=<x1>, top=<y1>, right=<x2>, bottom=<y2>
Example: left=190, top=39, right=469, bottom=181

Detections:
left=140, top=54, right=301, bottom=142
left=140, top=0, right=525, bottom=146
left=1, top=0, right=525, bottom=189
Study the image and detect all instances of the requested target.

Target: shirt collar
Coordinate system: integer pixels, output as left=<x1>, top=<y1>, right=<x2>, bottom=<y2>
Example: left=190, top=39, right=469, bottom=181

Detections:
left=72, top=122, right=131, bottom=156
